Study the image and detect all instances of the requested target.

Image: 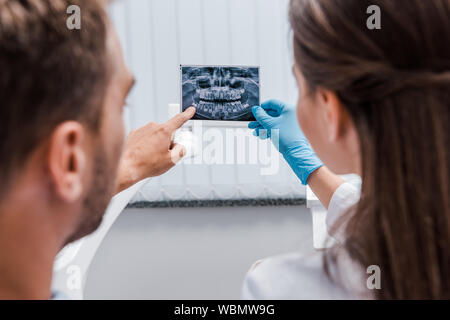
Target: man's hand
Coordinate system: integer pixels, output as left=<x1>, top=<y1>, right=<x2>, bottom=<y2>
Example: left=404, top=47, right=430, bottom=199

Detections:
left=115, top=107, right=196, bottom=194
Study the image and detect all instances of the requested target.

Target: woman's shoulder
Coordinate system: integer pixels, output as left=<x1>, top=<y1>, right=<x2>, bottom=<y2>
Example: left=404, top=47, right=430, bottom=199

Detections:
left=241, top=251, right=354, bottom=300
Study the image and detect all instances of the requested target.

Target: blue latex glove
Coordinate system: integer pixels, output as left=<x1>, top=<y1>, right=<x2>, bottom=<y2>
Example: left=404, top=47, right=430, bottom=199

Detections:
left=249, top=100, right=323, bottom=185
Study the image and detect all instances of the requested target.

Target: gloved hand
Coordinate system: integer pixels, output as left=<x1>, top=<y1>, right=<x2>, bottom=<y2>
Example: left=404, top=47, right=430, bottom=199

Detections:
left=249, top=100, right=323, bottom=185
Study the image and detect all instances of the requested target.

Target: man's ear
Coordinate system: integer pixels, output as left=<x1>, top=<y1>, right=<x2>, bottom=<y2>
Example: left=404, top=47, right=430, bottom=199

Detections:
left=47, top=121, right=87, bottom=202
left=317, top=88, right=348, bottom=143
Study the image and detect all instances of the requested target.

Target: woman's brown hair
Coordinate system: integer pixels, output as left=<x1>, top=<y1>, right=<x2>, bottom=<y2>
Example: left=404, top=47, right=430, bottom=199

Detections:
left=290, top=0, right=450, bottom=299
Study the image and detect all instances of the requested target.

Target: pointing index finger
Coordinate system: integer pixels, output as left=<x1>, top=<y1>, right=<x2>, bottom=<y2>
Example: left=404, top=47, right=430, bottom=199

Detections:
left=165, top=106, right=196, bottom=132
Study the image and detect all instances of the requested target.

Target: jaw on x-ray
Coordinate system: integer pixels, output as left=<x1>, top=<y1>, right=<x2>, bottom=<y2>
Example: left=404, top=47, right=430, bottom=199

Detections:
left=181, top=65, right=260, bottom=121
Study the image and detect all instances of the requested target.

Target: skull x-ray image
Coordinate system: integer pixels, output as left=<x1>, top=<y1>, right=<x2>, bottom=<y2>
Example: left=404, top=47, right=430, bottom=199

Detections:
left=181, top=65, right=259, bottom=121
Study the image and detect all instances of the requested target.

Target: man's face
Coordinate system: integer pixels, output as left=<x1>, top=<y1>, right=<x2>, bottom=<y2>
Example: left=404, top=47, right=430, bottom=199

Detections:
left=66, top=25, right=135, bottom=243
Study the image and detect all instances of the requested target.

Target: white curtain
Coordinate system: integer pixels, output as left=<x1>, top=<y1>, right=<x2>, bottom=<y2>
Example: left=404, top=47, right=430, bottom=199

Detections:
left=109, top=0, right=305, bottom=201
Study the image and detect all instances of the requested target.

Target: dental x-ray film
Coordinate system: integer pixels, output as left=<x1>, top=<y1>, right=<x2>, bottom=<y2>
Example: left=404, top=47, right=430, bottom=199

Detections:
left=181, top=65, right=259, bottom=121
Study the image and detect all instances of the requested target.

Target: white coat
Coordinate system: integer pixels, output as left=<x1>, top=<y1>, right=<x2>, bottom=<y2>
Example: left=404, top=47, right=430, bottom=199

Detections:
left=241, top=182, right=373, bottom=299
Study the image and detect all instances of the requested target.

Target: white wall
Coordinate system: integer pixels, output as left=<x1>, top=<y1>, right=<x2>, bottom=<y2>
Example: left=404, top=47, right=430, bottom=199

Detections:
left=84, top=205, right=313, bottom=299
left=109, top=0, right=305, bottom=202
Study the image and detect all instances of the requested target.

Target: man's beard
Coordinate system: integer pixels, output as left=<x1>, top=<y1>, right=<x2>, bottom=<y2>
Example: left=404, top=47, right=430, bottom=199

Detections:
left=64, top=148, right=116, bottom=245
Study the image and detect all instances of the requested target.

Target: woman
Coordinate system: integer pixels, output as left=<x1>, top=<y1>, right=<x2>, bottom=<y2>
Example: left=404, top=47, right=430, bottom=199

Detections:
left=243, top=0, right=449, bottom=299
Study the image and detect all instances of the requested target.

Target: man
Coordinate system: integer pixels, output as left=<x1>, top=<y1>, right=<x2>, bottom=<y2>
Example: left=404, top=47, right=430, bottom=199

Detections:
left=0, top=0, right=195, bottom=299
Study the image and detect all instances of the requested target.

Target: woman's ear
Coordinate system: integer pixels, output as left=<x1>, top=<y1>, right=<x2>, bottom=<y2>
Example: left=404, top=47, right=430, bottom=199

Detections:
left=317, top=88, right=348, bottom=143
left=47, top=121, right=87, bottom=202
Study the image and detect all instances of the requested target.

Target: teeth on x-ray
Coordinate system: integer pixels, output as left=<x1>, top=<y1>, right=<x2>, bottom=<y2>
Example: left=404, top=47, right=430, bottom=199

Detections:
left=181, top=66, right=260, bottom=121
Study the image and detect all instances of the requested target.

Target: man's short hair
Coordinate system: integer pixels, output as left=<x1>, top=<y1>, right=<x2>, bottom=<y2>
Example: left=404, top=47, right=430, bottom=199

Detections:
left=0, top=0, right=110, bottom=189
